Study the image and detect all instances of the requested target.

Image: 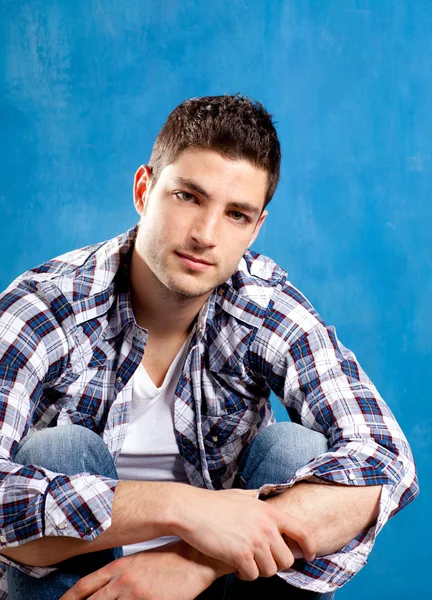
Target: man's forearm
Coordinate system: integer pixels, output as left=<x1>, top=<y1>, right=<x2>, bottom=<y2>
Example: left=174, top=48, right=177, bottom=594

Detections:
left=1, top=479, right=312, bottom=574
left=1, top=477, right=376, bottom=570
left=265, top=480, right=382, bottom=557
left=1, top=480, right=182, bottom=567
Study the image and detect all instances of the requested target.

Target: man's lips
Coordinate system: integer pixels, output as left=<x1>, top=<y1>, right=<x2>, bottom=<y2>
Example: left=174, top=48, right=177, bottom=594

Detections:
left=178, top=252, right=213, bottom=265
left=175, top=252, right=214, bottom=271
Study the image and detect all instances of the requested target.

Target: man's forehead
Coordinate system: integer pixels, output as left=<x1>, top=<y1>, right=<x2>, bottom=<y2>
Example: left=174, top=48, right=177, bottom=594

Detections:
left=166, top=147, right=255, bottom=169
left=161, top=148, right=267, bottom=191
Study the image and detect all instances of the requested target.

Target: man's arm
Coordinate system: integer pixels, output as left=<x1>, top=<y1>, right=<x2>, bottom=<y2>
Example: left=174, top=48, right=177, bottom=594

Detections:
left=56, top=480, right=382, bottom=600
left=58, top=480, right=382, bottom=600
left=0, top=290, right=124, bottom=577
left=264, top=480, right=382, bottom=557
left=2, top=480, right=316, bottom=579
left=60, top=540, right=233, bottom=600
left=1, top=481, right=176, bottom=567
left=246, top=276, right=419, bottom=590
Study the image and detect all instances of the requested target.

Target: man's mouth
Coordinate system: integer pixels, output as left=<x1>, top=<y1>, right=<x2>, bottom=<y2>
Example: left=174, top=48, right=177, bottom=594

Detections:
left=175, top=252, right=214, bottom=271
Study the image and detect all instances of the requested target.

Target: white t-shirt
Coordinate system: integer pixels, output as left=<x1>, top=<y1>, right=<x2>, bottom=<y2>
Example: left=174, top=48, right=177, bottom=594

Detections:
left=116, top=336, right=191, bottom=556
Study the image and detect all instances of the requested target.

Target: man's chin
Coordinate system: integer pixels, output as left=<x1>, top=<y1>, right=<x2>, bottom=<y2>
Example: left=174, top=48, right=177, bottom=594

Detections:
left=170, top=284, right=215, bottom=300
left=163, top=277, right=216, bottom=300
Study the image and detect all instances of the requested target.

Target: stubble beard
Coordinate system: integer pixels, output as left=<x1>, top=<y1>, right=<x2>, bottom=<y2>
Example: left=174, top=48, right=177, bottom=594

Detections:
left=141, top=234, right=238, bottom=301
left=146, top=250, right=219, bottom=302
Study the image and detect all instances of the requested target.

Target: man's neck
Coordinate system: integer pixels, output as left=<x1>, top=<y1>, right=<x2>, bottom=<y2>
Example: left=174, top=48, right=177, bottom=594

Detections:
left=129, top=248, right=211, bottom=337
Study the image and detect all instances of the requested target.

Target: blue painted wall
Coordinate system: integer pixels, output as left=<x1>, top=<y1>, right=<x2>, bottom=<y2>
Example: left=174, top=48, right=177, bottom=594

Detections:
left=1, top=1, right=429, bottom=597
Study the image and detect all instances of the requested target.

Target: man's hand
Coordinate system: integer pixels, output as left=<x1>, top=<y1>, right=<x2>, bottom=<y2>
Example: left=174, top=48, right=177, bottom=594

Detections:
left=60, top=541, right=225, bottom=600
left=173, top=487, right=316, bottom=581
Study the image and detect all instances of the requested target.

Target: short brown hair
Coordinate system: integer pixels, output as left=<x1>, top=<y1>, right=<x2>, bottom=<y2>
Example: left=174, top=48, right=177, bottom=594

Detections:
left=148, top=94, right=281, bottom=208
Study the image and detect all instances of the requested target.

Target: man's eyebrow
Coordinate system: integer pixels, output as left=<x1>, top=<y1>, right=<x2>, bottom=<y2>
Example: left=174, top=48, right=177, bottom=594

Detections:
left=175, top=177, right=262, bottom=217
left=229, top=201, right=262, bottom=218
left=176, top=177, right=210, bottom=198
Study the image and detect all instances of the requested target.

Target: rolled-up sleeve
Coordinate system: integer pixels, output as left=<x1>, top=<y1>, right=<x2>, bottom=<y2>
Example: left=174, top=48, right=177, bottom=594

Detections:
left=0, top=286, right=118, bottom=577
left=253, top=278, right=419, bottom=592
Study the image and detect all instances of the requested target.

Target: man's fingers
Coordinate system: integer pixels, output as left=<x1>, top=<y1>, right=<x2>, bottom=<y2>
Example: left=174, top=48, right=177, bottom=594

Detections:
left=236, top=557, right=260, bottom=582
left=60, top=567, right=112, bottom=600
left=278, top=514, right=317, bottom=561
left=253, top=547, right=279, bottom=578
left=271, top=535, right=296, bottom=572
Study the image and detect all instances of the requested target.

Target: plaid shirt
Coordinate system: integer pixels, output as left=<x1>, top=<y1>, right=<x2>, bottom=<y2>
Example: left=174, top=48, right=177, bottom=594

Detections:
left=0, top=226, right=418, bottom=596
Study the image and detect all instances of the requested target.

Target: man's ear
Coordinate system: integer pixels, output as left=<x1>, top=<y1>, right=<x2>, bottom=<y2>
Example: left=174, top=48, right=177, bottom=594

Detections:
left=249, top=210, right=268, bottom=246
left=133, top=165, right=152, bottom=216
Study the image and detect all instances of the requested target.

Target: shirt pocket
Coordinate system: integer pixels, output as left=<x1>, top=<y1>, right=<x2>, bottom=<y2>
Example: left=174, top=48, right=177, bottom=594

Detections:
left=201, top=409, right=259, bottom=488
left=53, top=367, right=109, bottom=433
left=202, top=409, right=253, bottom=449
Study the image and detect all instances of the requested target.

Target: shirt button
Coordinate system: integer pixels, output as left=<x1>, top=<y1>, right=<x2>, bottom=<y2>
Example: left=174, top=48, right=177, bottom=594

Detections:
left=212, top=435, right=218, bottom=442
left=218, top=288, right=224, bottom=296
left=85, top=526, right=94, bottom=535
left=117, top=376, right=122, bottom=383
left=58, top=521, right=68, bottom=530
left=348, top=473, right=356, bottom=481
left=0, top=535, right=6, bottom=543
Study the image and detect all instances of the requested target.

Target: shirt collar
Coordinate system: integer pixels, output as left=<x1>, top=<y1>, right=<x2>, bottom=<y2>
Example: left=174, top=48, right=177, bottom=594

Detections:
left=104, top=225, right=139, bottom=340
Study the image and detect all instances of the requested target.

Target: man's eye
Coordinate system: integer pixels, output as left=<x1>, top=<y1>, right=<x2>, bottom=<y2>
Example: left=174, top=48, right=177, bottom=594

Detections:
left=176, top=192, right=196, bottom=202
left=230, top=211, right=248, bottom=223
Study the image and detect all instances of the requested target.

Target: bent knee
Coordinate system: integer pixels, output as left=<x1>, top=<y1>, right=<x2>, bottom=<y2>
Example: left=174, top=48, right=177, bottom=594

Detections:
left=239, top=421, right=329, bottom=487
left=261, top=421, right=329, bottom=457
left=14, top=425, right=115, bottom=478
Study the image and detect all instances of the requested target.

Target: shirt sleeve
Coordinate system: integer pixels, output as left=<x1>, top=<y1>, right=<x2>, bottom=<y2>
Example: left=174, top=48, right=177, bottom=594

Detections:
left=252, top=277, right=419, bottom=593
left=0, top=285, right=118, bottom=577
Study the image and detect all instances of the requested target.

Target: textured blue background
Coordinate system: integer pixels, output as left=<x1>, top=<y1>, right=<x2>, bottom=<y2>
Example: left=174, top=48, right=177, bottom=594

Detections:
left=1, top=1, right=430, bottom=597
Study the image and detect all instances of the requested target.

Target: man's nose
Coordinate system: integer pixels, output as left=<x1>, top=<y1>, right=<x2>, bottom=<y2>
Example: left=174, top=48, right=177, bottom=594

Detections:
left=190, top=213, right=219, bottom=247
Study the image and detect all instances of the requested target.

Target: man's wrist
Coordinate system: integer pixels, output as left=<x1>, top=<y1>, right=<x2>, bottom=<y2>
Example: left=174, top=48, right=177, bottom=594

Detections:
left=149, top=482, right=195, bottom=537
left=167, top=484, right=204, bottom=538
left=264, top=491, right=306, bottom=560
left=179, top=541, right=234, bottom=582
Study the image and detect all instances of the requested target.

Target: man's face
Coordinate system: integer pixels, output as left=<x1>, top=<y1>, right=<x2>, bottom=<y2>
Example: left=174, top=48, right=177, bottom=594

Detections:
left=133, top=148, right=268, bottom=299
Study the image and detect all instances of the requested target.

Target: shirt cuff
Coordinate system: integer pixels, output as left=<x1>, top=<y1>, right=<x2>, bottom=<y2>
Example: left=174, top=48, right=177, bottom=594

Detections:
left=44, top=473, right=118, bottom=540
left=0, top=473, right=118, bottom=578
left=255, top=461, right=405, bottom=592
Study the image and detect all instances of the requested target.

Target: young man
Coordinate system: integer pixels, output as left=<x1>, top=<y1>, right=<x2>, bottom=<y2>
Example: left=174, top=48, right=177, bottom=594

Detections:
left=0, top=95, right=418, bottom=599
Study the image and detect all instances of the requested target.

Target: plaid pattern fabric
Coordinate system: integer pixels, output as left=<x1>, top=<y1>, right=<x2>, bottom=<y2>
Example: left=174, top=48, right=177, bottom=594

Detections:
left=0, top=226, right=418, bottom=595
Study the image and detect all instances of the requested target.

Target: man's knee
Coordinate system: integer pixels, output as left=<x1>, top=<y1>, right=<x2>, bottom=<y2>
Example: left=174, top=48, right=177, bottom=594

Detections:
left=253, top=421, right=328, bottom=460
left=239, top=421, right=328, bottom=488
left=14, top=425, right=117, bottom=479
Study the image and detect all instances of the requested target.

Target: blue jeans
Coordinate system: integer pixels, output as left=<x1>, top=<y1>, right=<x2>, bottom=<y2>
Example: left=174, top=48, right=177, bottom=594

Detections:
left=7, top=422, right=336, bottom=599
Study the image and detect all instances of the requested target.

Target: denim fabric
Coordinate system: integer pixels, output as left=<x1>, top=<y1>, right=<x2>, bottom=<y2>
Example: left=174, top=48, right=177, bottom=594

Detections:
left=8, top=422, right=336, bottom=599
